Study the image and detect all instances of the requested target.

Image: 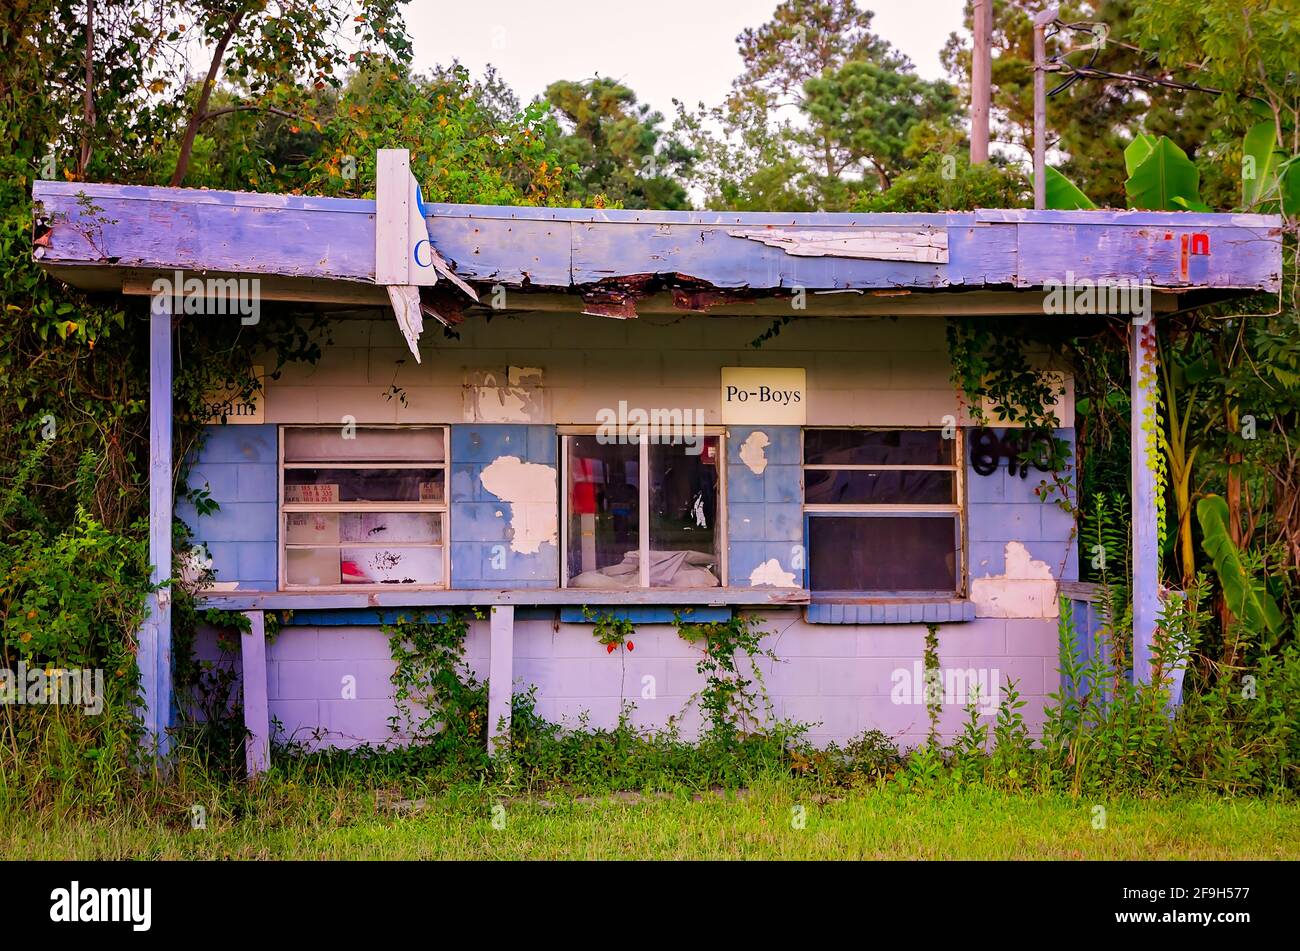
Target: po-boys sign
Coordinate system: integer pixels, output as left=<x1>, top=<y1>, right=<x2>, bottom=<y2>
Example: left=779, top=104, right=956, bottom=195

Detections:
left=720, top=367, right=806, bottom=425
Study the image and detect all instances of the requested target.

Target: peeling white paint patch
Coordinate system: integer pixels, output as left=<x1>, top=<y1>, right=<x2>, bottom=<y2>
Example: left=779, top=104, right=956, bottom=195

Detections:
left=970, top=541, right=1059, bottom=618
left=728, top=226, right=948, bottom=263
left=739, top=431, right=770, bottom=475
left=480, top=456, right=558, bottom=554
left=471, top=386, right=530, bottom=422
left=508, top=365, right=544, bottom=386
left=465, top=368, right=545, bottom=422
left=750, top=558, right=797, bottom=587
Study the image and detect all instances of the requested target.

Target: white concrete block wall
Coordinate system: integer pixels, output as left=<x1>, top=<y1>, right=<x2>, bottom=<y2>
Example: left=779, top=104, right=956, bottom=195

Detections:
left=235, top=613, right=1059, bottom=751
left=257, top=312, right=1052, bottom=428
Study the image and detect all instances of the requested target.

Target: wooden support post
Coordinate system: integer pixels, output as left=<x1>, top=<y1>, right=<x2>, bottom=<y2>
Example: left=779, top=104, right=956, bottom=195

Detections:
left=487, top=605, right=514, bottom=754
left=970, top=0, right=992, bottom=164
left=1131, top=316, right=1159, bottom=682
left=242, top=610, right=271, bottom=777
left=139, top=294, right=173, bottom=757
left=1032, top=7, right=1058, bottom=209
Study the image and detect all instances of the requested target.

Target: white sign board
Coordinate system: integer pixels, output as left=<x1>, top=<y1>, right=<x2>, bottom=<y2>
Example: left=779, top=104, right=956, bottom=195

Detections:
left=721, top=367, right=807, bottom=425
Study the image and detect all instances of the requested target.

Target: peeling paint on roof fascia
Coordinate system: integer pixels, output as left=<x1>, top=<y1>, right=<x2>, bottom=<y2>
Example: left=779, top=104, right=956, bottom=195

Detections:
left=728, top=226, right=949, bottom=263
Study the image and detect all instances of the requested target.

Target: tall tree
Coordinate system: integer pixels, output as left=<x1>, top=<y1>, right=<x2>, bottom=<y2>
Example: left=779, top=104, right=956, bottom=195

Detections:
left=681, top=0, right=957, bottom=210
left=543, top=78, right=692, bottom=209
left=943, top=0, right=1220, bottom=207
left=163, top=0, right=412, bottom=186
left=803, top=59, right=958, bottom=194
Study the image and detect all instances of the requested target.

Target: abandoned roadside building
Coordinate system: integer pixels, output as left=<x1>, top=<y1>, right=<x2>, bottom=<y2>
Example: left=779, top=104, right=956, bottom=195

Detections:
left=33, top=152, right=1283, bottom=773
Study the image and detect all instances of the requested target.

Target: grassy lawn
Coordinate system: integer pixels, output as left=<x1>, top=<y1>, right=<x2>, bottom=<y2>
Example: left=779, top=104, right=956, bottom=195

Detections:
left=4, top=782, right=1297, bottom=860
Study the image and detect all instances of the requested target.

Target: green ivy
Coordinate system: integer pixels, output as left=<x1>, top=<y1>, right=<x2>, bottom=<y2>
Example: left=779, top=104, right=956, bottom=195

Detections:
left=674, top=612, right=778, bottom=742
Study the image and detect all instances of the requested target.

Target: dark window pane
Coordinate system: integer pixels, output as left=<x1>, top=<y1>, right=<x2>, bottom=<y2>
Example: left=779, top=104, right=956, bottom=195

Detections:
left=804, top=429, right=952, bottom=466
left=566, top=437, right=640, bottom=586
left=804, top=469, right=954, bottom=505
left=649, top=438, right=721, bottom=587
left=808, top=516, right=958, bottom=592
left=285, top=468, right=444, bottom=503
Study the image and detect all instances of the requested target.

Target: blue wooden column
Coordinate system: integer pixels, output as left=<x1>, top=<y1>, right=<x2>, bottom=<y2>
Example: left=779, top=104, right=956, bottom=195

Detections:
left=241, top=610, right=270, bottom=776
left=140, top=294, right=174, bottom=754
left=1130, top=316, right=1159, bottom=682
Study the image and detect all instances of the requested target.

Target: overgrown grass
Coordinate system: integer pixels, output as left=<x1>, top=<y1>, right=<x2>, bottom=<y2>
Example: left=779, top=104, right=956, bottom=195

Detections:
left=4, top=777, right=1296, bottom=860
left=4, top=598, right=1298, bottom=863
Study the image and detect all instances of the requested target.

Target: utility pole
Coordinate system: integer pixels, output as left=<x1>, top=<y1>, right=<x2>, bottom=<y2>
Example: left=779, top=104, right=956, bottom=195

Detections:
left=971, top=0, right=992, bottom=164
left=1032, top=7, right=1058, bottom=209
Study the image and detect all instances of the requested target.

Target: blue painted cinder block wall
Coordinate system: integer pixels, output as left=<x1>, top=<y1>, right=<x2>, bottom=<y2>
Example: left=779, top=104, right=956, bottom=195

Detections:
left=965, top=429, right=1079, bottom=584
left=449, top=424, right=559, bottom=588
left=180, top=424, right=279, bottom=590
left=725, top=425, right=803, bottom=588
left=178, top=422, right=1077, bottom=597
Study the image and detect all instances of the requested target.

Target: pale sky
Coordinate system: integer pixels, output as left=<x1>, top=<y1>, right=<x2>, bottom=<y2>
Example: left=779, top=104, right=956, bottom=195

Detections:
left=406, top=0, right=968, bottom=117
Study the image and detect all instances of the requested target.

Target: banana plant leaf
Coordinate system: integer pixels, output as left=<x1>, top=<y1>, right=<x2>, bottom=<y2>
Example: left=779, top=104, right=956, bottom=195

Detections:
left=1279, top=155, right=1300, bottom=217
left=1125, top=136, right=1202, bottom=211
left=1196, top=494, right=1283, bottom=635
left=1241, top=121, right=1286, bottom=209
left=1044, top=166, right=1096, bottom=210
left=1124, top=132, right=1158, bottom=176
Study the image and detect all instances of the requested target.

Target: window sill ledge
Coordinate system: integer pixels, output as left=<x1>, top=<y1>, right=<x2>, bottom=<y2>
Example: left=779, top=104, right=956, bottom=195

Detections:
left=805, top=598, right=976, bottom=625
left=195, top=586, right=811, bottom=612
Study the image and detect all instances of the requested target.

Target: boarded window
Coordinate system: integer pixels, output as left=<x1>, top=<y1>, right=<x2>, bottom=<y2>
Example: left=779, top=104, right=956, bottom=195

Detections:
left=804, top=428, right=962, bottom=595
left=281, top=426, right=448, bottom=588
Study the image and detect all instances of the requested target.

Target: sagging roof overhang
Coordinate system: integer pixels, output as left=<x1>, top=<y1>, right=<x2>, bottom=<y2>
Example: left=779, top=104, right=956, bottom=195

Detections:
left=32, top=180, right=1284, bottom=323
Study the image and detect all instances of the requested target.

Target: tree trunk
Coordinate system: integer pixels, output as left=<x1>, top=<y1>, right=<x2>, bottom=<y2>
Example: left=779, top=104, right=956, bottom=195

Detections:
left=871, top=159, right=890, bottom=191
left=170, top=14, right=244, bottom=187
left=78, top=0, right=94, bottom=178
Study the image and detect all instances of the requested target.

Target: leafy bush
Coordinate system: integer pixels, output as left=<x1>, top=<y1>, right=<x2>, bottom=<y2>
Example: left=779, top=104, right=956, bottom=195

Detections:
left=0, top=450, right=151, bottom=810
left=855, top=153, right=1028, bottom=213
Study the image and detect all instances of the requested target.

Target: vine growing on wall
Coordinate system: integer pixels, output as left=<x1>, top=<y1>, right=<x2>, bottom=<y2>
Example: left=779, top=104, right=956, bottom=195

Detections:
left=946, top=316, right=1080, bottom=565
left=674, top=612, right=778, bottom=741
left=583, top=607, right=635, bottom=653
left=946, top=318, right=1070, bottom=455
left=171, top=599, right=281, bottom=774
left=1136, top=324, right=1169, bottom=561
left=585, top=607, right=637, bottom=706
left=384, top=610, right=489, bottom=763
left=923, top=622, right=943, bottom=743
left=166, top=308, right=336, bottom=769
